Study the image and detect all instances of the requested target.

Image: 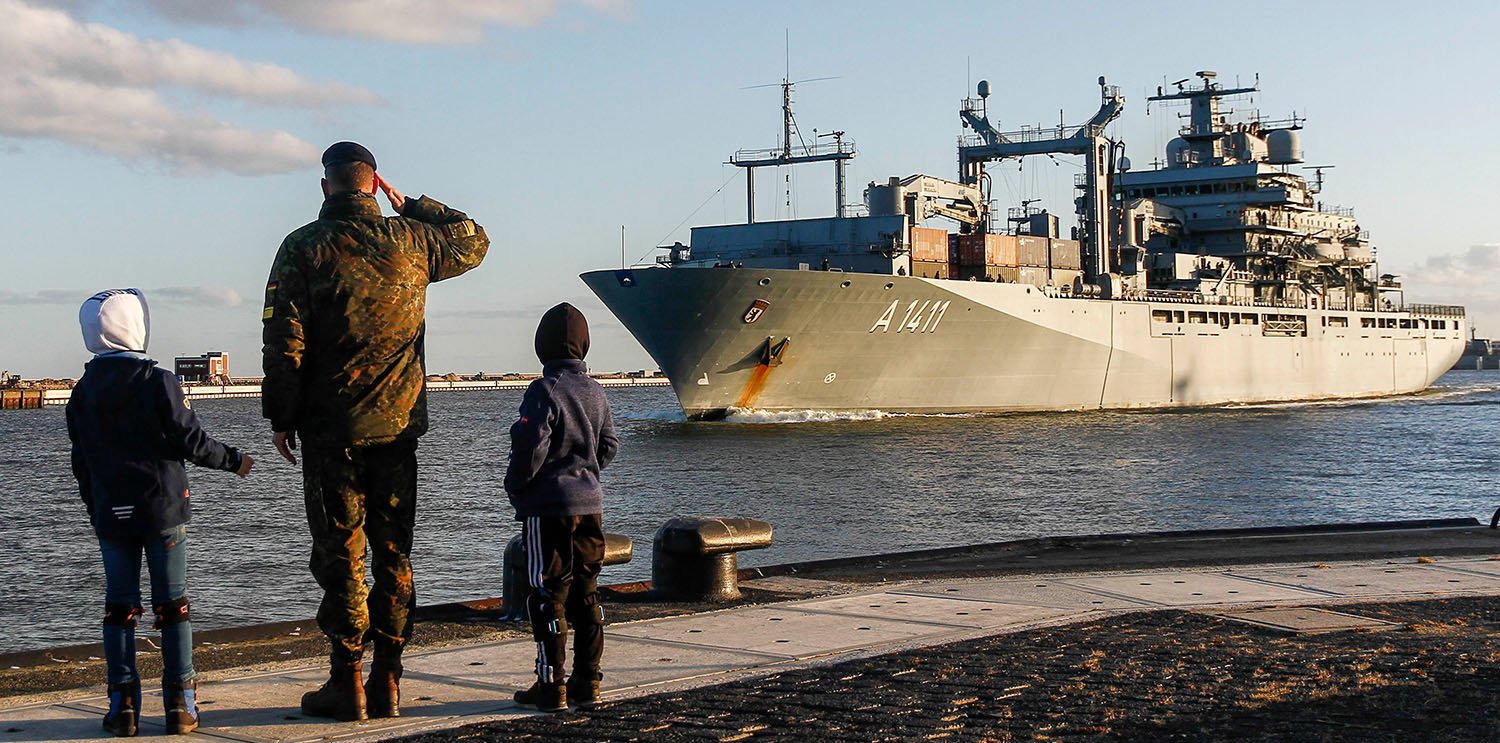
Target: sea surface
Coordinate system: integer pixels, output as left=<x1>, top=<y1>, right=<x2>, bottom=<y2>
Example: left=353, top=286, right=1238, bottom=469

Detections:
left=3, top=370, right=1499, bottom=654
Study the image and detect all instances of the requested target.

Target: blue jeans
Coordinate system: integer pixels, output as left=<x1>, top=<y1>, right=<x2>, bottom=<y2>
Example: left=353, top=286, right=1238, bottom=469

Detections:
left=99, top=525, right=194, bottom=684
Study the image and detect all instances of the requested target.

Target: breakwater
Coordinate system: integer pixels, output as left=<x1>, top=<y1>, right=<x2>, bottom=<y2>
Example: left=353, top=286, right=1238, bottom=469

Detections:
left=8, top=376, right=670, bottom=407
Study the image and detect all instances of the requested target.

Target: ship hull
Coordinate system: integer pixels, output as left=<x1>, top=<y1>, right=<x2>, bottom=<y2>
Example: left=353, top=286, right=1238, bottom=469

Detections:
left=582, top=268, right=1466, bottom=419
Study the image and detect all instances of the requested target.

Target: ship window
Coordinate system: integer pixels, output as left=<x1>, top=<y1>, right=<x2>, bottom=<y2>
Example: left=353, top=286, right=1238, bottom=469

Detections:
left=1399, top=319, right=1413, bottom=329
left=1127, top=189, right=1140, bottom=198
left=1246, top=314, right=1258, bottom=325
left=1214, top=183, right=1227, bottom=193
left=1328, top=316, right=1348, bottom=327
left=1174, top=310, right=1185, bottom=323
left=1362, top=318, right=1376, bottom=328
left=1171, top=186, right=1183, bottom=195
left=1184, top=185, right=1198, bottom=195
left=1144, top=187, right=1157, bottom=197
left=1188, top=311, right=1206, bottom=323
left=1152, top=310, right=1172, bottom=323
left=1229, top=182, right=1242, bottom=192
left=1219, top=313, right=1230, bottom=328
left=1434, top=319, right=1446, bottom=330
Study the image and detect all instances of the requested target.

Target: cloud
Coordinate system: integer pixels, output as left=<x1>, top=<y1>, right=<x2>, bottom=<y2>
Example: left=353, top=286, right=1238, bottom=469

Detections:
left=0, top=289, right=88, bottom=305
left=0, top=0, right=378, bottom=174
left=149, top=285, right=245, bottom=308
left=128, top=0, right=628, bottom=44
left=0, top=285, right=243, bottom=308
left=1397, top=243, right=1500, bottom=332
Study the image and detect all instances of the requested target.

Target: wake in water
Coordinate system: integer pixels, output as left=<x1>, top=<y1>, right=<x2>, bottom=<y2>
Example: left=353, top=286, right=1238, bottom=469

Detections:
left=722, top=407, right=979, bottom=424
left=1224, top=377, right=1500, bottom=411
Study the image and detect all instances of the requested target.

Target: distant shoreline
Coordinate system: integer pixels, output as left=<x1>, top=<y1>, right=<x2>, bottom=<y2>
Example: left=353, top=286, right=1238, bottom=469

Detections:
left=8, top=374, right=670, bottom=407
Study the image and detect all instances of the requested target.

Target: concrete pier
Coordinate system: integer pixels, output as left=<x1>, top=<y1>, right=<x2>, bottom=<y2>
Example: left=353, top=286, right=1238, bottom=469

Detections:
left=1, top=519, right=1496, bottom=742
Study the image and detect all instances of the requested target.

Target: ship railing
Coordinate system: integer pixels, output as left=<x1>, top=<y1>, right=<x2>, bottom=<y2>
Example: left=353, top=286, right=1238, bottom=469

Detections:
left=1404, top=303, right=1466, bottom=317
left=731, top=138, right=855, bottom=163
left=960, top=122, right=1102, bottom=149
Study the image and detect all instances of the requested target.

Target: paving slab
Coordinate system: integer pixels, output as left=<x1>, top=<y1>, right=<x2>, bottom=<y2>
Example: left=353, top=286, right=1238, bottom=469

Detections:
left=1058, top=571, right=1326, bottom=606
left=895, top=578, right=1154, bottom=610
left=1228, top=563, right=1500, bottom=597
left=772, top=591, right=1076, bottom=630
left=608, top=604, right=968, bottom=658
left=402, top=635, right=782, bottom=694
left=1215, top=606, right=1401, bottom=634
left=1428, top=557, right=1500, bottom=579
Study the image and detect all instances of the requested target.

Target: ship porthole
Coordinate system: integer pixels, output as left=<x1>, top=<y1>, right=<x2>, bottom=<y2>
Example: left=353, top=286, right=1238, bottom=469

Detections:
left=824, top=372, right=837, bottom=384
left=884, top=282, right=894, bottom=290
left=758, top=277, right=771, bottom=286
left=840, top=281, right=851, bottom=289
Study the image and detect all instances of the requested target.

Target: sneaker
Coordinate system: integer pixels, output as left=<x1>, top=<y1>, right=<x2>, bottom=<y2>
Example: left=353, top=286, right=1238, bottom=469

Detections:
left=513, top=680, right=566, bottom=713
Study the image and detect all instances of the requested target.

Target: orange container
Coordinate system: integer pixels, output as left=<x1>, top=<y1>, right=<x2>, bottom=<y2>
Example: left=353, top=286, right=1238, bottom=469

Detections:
left=910, top=227, right=949, bottom=262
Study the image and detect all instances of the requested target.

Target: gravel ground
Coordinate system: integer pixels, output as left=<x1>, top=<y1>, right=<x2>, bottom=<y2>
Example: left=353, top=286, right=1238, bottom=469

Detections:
left=399, top=596, right=1500, bottom=743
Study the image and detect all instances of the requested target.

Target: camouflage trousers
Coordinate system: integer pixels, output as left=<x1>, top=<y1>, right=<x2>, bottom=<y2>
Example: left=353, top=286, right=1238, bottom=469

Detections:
left=302, top=439, right=418, bottom=661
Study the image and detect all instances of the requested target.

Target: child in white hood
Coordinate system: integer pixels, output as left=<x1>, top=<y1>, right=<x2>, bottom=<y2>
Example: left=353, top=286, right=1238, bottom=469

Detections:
left=65, top=289, right=254, bottom=736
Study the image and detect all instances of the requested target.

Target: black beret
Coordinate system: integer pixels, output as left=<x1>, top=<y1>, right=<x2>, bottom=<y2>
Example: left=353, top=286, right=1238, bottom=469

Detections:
left=321, top=141, right=376, bottom=170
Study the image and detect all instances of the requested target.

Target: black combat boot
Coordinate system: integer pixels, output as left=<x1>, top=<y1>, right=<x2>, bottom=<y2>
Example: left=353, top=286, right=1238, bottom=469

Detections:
left=300, top=657, right=367, bottom=722
left=513, top=679, right=566, bottom=713
left=102, top=680, right=140, bottom=737
left=163, top=680, right=200, bottom=735
left=566, top=671, right=601, bottom=709
left=364, top=658, right=402, bottom=719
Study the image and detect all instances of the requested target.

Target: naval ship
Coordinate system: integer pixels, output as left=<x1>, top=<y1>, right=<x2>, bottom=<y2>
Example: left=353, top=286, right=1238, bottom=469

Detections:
left=583, top=72, right=1466, bottom=419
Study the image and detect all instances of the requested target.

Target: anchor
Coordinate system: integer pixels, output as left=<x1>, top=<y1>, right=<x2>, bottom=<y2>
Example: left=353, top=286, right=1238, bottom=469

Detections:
left=759, top=336, right=790, bottom=367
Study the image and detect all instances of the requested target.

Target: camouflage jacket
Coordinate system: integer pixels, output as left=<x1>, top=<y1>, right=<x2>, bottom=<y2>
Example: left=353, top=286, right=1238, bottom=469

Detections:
left=262, top=191, right=488, bottom=447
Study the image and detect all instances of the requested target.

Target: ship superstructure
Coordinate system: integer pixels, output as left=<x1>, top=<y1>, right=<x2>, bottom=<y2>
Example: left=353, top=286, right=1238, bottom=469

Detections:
left=584, top=72, right=1465, bottom=418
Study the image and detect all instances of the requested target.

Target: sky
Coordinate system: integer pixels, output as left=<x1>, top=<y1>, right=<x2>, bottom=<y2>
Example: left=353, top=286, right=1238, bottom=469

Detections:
left=2, top=0, right=1497, bottom=379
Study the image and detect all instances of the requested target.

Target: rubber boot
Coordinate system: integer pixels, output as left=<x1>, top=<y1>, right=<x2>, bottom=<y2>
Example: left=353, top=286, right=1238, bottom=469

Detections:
left=300, top=658, right=367, bottom=722
left=513, top=679, right=566, bottom=713
left=163, top=680, right=200, bottom=735
left=102, top=680, right=140, bottom=737
left=364, top=658, right=402, bottom=719
left=567, top=671, right=601, bottom=709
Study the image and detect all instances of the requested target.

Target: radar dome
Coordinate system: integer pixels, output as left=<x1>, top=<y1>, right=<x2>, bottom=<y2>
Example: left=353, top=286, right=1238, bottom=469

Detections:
left=1117, top=155, right=1132, bottom=172
left=1267, top=129, right=1303, bottom=164
left=1165, top=137, right=1190, bottom=168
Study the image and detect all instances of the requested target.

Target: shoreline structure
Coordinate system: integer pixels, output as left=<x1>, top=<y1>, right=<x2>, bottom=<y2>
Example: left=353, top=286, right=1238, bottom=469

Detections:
left=3, top=375, right=669, bottom=408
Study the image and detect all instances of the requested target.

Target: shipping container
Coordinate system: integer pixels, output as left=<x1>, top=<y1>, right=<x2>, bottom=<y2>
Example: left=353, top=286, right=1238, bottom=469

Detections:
left=956, top=233, right=1020, bottom=267
left=990, top=234, right=1019, bottom=267
left=910, top=226, right=949, bottom=262
left=1018, top=265, right=1050, bottom=287
left=993, top=266, right=1022, bottom=283
left=1018, top=235, right=1049, bottom=267
left=1052, top=268, right=1083, bottom=288
left=910, top=259, right=950, bottom=280
left=1049, top=239, right=1082, bottom=270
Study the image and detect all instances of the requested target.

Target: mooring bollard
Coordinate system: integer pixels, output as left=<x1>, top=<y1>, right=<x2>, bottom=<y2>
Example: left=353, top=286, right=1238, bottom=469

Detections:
left=500, top=532, right=634, bottom=621
left=651, top=516, right=773, bottom=602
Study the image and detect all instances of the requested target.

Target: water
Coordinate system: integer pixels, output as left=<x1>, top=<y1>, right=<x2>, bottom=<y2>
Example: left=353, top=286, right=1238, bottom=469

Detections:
left=3, top=371, right=1498, bottom=653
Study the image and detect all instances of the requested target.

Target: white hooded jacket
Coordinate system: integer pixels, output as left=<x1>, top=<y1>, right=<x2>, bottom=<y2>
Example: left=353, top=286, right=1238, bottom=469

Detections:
left=79, top=289, right=150, bottom=356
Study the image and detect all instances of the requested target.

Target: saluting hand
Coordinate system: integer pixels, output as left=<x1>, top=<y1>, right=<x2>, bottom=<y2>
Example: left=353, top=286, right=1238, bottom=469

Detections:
left=376, top=174, right=406, bottom=214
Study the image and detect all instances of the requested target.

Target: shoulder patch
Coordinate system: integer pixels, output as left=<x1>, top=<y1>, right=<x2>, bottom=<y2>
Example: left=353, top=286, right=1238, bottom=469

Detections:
left=263, top=306, right=274, bottom=319
left=183, top=397, right=192, bottom=410
left=442, top=220, right=477, bottom=239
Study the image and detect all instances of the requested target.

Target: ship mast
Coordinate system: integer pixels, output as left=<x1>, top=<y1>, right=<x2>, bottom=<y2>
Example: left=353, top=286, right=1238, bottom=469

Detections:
left=731, top=78, right=855, bottom=223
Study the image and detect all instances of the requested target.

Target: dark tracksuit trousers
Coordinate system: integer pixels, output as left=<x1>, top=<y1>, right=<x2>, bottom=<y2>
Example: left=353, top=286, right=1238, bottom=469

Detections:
left=522, top=514, right=605, bottom=683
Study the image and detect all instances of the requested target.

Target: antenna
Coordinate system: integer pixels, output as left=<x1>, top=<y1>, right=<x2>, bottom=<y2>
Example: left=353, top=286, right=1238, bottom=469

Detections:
left=1301, top=164, right=1335, bottom=194
left=620, top=225, right=625, bottom=269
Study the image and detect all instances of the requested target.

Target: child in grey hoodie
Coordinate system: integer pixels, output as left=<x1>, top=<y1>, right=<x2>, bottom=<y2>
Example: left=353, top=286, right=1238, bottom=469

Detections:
left=66, top=289, right=254, bottom=736
left=504, top=302, right=618, bottom=712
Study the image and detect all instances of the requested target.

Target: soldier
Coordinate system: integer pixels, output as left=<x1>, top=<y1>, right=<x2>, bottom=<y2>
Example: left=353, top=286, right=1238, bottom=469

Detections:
left=262, top=142, right=489, bottom=722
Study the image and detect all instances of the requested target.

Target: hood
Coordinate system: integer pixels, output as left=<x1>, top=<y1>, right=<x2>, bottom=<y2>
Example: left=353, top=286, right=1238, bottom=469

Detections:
left=534, top=302, right=589, bottom=363
left=79, top=289, right=150, bottom=355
